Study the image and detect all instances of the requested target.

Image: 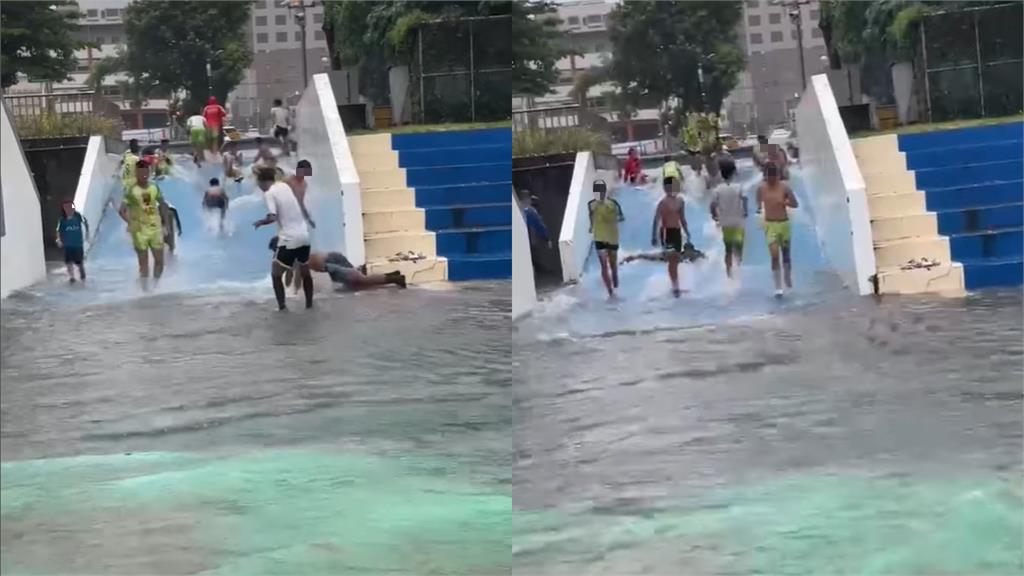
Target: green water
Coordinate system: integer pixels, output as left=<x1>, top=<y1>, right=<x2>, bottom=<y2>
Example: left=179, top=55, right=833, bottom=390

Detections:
left=2, top=450, right=512, bottom=575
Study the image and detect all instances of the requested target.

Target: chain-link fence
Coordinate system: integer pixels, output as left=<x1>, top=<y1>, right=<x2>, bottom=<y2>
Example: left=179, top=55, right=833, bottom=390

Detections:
left=920, top=3, right=1023, bottom=122
left=413, top=15, right=511, bottom=124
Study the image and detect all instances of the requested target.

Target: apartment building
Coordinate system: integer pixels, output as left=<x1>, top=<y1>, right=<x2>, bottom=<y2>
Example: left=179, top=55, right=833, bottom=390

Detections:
left=723, top=0, right=857, bottom=135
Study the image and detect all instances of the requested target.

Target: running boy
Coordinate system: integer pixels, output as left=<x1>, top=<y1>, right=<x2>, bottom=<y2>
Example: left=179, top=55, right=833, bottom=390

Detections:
left=652, top=176, right=691, bottom=298
left=119, top=160, right=169, bottom=284
left=710, top=156, right=747, bottom=279
left=661, top=154, right=683, bottom=192
left=588, top=179, right=624, bottom=298
left=270, top=98, right=291, bottom=156
left=756, top=161, right=799, bottom=296
left=186, top=112, right=207, bottom=165
left=203, top=178, right=229, bottom=231
left=56, top=199, right=89, bottom=282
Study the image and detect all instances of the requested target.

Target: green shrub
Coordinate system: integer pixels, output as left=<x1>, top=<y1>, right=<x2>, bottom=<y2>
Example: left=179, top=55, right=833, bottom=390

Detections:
left=512, top=128, right=610, bottom=158
left=13, top=113, right=120, bottom=139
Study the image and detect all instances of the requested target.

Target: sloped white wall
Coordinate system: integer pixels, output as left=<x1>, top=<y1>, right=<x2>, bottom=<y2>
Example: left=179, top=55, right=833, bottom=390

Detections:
left=512, top=191, right=536, bottom=319
left=1, top=102, right=46, bottom=298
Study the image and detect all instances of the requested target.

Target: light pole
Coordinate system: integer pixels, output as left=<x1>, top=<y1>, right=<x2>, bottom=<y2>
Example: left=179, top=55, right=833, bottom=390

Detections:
left=206, top=49, right=225, bottom=96
left=696, top=52, right=716, bottom=112
left=284, top=0, right=319, bottom=89
left=773, top=0, right=811, bottom=92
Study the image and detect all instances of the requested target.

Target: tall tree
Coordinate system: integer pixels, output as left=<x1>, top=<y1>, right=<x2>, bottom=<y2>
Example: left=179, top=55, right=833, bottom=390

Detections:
left=608, top=1, right=745, bottom=116
left=322, top=1, right=565, bottom=99
left=1, top=1, right=86, bottom=88
left=121, top=1, right=251, bottom=113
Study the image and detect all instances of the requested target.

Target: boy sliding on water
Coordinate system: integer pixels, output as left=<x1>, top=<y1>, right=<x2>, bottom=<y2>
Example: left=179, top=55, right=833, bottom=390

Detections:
left=710, top=156, right=747, bottom=279
left=756, top=161, right=799, bottom=297
left=588, top=179, right=624, bottom=298
left=203, top=178, right=229, bottom=232
left=652, top=176, right=691, bottom=298
left=269, top=236, right=406, bottom=292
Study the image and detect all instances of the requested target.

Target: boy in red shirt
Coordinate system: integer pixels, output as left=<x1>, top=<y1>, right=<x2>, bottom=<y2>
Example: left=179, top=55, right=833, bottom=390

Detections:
left=202, top=96, right=227, bottom=152
left=622, top=147, right=641, bottom=184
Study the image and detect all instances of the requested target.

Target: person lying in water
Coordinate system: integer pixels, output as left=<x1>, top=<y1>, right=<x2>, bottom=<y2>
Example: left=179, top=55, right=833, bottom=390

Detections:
left=621, top=242, right=705, bottom=264
left=269, top=236, right=407, bottom=292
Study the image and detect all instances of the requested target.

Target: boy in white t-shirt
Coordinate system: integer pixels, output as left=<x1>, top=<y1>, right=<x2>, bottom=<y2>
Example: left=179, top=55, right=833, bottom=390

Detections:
left=709, top=156, right=747, bottom=280
left=252, top=165, right=316, bottom=310
left=270, top=98, right=291, bottom=156
left=186, top=114, right=207, bottom=165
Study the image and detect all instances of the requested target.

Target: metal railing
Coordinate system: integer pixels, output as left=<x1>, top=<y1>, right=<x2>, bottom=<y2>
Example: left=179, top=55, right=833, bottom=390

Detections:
left=920, top=3, right=1023, bottom=122
left=512, top=105, right=609, bottom=133
left=2, top=91, right=97, bottom=118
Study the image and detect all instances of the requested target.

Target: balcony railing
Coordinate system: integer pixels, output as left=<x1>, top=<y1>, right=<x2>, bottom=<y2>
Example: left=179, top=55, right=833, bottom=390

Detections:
left=512, top=104, right=609, bottom=133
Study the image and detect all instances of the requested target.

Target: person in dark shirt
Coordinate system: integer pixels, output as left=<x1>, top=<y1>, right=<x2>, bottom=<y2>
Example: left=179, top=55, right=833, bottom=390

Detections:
left=517, top=188, right=552, bottom=275
left=56, top=199, right=90, bottom=282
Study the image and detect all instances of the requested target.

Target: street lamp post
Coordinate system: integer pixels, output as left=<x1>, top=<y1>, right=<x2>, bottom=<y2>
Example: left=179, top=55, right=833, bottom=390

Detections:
left=696, top=52, right=716, bottom=112
left=284, top=0, right=319, bottom=89
left=773, top=0, right=811, bottom=92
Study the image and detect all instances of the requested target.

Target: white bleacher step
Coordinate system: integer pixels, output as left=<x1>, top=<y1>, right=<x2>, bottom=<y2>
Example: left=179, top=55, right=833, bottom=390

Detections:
left=366, top=256, right=448, bottom=284
left=362, top=208, right=425, bottom=235
left=364, top=230, right=436, bottom=261
left=871, top=212, right=938, bottom=242
left=875, top=262, right=965, bottom=296
left=868, top=191, right=927, bottom=219
left=873, top=236, right=950, bottom=269
left=362, top=187, right=416, bottom=212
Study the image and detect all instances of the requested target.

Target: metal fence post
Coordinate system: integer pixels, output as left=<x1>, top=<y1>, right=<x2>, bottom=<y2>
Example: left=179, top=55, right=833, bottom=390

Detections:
left=469, top=20, right=476, bottom=122
left=418, top=28, right=425, bottom=123
left=920, top=18, right=932, bottom=123
left=973, top=11, right=986, bottom=117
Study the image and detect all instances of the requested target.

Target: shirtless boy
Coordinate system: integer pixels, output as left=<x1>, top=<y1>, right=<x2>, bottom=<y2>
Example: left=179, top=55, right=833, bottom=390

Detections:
left=651, top=176, right=691, bottom=297
left=756, top=161, right=799, bottom=296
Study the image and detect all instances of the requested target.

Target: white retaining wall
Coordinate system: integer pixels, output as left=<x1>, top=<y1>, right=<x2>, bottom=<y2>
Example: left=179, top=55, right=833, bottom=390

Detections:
left=795, top=74, right=876, bottom=295
left=0, top=102, right=47, bottom=298
left=72, top=136, right=121, bottom=253
left=512, top=191, right=536, bottom=319
left=558, top=151, right=618, bottom=283
left=296, top=73, right=365, bottom=265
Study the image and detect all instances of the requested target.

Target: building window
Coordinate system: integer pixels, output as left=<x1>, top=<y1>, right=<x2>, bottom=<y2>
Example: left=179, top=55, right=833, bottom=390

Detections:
left=105, top=8, right=120, bottom=17
left=791, top=29, right=798, bottom=40
left=111, top=35, right=120, bottom=44
left=294, top=31, right=302, bottom=41
left=276, top=14, right=286, bottom=26
left=314, top=30, right=325, bottom=41
left=255, top=15, right=267, bottom=26
left=314, top=13, right=323, bottom=24
left=254, top=0, right=266, bottom=8
left=810, top=9, right=820, bottom=20
left=95, top=36, right=105, bottom=45
left=583, top=14, right=603, bottom=26
left=747, top=0, right=758, bottom=7
left=812, top=27, right=823, bottom=38
left=276, top=31, right=287, bottom=43
left=750, top=32, right=763, bottom=44
left=566, top=16, right=580, bottom=26
left=771, top=31, right=783, bottom=42
left=769, top=12, right=782, bottom=24
left=748, top=14, right=760, bottom=26
left=256, top=32, right=268, bottom=44
left=86, top=9, right=98, bottom=18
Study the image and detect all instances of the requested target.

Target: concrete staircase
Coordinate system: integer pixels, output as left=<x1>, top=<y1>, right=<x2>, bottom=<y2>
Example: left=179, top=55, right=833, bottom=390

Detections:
left=898, top=122, right=1023, bottom=290
left=853, top=135, right=965, bottom=295
left=390, top=128, right=512, bottom=280
left=349, top=133, right=448, bottom=284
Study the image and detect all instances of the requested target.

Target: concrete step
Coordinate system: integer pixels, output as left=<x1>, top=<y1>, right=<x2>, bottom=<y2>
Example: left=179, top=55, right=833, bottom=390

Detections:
left=405, top=162, right=512, bottom=188
left=446, top=253, right=512, bottom=281
left=871, top=212, right=938, bottom=242
left=905, top=139, right=1023, bottom=171
left=868, top=191, right=927, bottom=218
left=416, top=182, right=511, bottom=207
left=360, top=168, right=408, bottom=191
left=914, top=159, right=1023, bottom=190
left=876, top=262, right=965, bottom=296
left=435, top=226, right=512, bottom=255
left=364, top=230, right=436, bottom=260
left=960, top=256, right=1024, bottom=290
left=936, top=203, right=1024, bottom=235
left=362, top=208, right=425, bottom=235
left=348, top=133, right=393, bottom=155
left=874, top=236, right=950, bottom=269
left=862, top=169, right=917, bottom=195
left=398, top=144, right=510, bottom=169
left=361, top=187, right=416, bottom=212
left=366, top=256, right=448, bottom=284
left=949, top=227, right=1023, bottom=260
left=425, top=203, right=512, bottom=230
left=352, top=149, right=400, bottom=170
left=924, top=180, right=1023, bottom=211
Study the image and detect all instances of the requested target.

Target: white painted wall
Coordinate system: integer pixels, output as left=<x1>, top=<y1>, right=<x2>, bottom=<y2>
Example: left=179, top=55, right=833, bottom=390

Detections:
left=72, top=136, right=120, bottom=254
left=0, top=102, right=47, bottom=298
left=512, top=191, right=536, bottom=320
left=795, top=74, right=877, bottom=295
left=295, top=73, right=365, bottom=265
left=558, top=151, right=618, bottom=284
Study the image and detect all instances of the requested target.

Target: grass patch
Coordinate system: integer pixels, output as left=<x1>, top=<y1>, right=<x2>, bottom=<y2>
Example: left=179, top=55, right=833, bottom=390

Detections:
left=350, top=120, right=510, bottom=136
left=512, top=128, right=610, bottom=158
left=851, top=114, right=1023, bottom=139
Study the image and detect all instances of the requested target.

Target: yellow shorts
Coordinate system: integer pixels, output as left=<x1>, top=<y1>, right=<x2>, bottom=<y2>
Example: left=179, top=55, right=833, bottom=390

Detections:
left=132, top=227, right=164, bottom=252
left=764, top=220, right=791, bottom=246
